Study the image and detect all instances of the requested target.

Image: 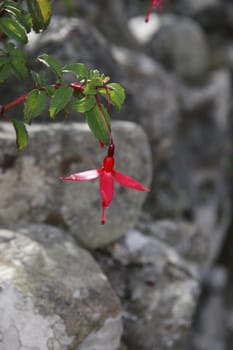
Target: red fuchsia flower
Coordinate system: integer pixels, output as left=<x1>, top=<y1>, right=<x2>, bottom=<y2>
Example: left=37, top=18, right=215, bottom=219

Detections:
left=145, top=0, right=164, bottom=22
left=61, top=144, right=150, bottom=224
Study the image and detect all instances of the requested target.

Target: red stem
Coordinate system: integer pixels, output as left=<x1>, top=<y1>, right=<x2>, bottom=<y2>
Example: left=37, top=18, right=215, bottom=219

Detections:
left=145, top=0, right=163, bottom=22
left=96, top=85, right=111, bottom=113
left=1, top=93, right=28, bottom=114
left=108, top=143, right=115, bottom=157
left=0, top=81, right=111, bottom=150
left=69, top=82, right=84, bottom=92
left=0, top=82, right=84, bottom=117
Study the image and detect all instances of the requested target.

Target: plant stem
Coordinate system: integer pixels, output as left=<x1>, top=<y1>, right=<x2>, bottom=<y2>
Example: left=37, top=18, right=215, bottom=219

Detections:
left=0, top=82, right=84, bottom=117
left=96, top=85, right=111, bottom=112
left=69, top=82, right=84, bottom=92
left=1, top=93, right=28, bottom=114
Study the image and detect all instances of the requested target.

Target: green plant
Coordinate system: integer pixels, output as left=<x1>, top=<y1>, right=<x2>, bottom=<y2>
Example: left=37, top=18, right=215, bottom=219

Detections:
left=0, top=0, right=163, bottom=222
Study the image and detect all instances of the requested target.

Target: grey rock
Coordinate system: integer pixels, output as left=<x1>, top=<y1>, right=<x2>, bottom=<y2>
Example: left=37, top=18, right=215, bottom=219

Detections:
left=0, top=121, right=152, bottom=249
left=150, top=15, right=210, bottom=81
left=177, top=0, right=231, bottom=34
left=112, top=46, right=179, bottom=144
left=53, top=1, right=138, bottom=48
left=79, top=317, right=122, bottom=350
left=178, top=70, right=231, bottom=130
left=91, top=1, right=138, bottom=49
left=179, top=0, right=221, bottom=15
left=95, top=230, right=200, bottom=350
left=148, top=69, right=231, bottom=267
left=178, top=71, right=231, bottom=264
left=27, top=16, right=116, bottom=79
left=128, top=14, right=161, bottom=45
left=137, top=219, right=208, bottom=268
left=53, top=0, right=100, bottom=19
left=215, top=44, right=233, bottom=73
left=0, top=225, right=122, bottom=350
left=112, top=47, right=231, bottom=268
left=190, top=266, right=229, bottom=350
left=118, top=345, right=129, bottom=350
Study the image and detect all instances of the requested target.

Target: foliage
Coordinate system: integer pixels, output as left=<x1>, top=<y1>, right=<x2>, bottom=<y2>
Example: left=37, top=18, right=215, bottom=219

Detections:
left=0, top=0, right=125, bottom=151
left=0, top=0, right=162, bottom=222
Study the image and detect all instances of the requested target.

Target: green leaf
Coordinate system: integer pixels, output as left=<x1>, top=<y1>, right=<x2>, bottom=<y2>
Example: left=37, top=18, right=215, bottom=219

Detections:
left=71, top=95, right=96, bottom=113
left=37, top=54, right=63, bottom=79
left=24, top=90, right=47, bottom=124
left=0, top=3, right=5, bottom=12
left=90, top=69, right=100, bottom=79
left=62, top=63, right=88, bottom=80
left=45, top=85, right=56, bottom=97
left=0, top=17, right=28, bottom=44
left=7, top=45, right=27, bottom=59
left=4, top=0, right=22, bottom=17
left=0, top=56, right=10, bottom=65
left=84, top=79, right=101, bottom=95
left=0, top=44, right=28, bottom=80
left=26, top=0, right=42, bottom=32
left=37, top=0, right=52, bottom=28
left=107, top=83, right=125, bottom=110
left=2, top=0, right=32, bottom=34
left=86, top=104, right=111, bottom=144
left=26, top=0, right=51, bottom=32
left=10, top=59, right=28, bottom=80
left=100, top=74, right=110, bottom=84
left=108, top=83, right=125, bottom=100
left=30, top=70, right=47, bottom=87
left=3, top=0, right=31, bottom=26
left=17, top=12, right=33, bottom=33
left=98, top=83, right=125, bottom=111
left=49, top=86, right=73, bottom=118
left=12, top=119, right=29, bottom=152
left=0, top=64, right=11, bottom=82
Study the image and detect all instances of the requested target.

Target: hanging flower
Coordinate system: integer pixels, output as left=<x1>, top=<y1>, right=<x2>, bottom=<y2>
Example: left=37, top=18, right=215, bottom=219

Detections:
left=145, top=0, right=164, bottom=22
left=61, top=144, right=150, bottom=224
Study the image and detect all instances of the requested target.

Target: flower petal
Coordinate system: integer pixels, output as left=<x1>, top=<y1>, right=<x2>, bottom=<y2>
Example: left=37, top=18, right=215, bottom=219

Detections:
left=113, top=170, right=150, bottom=192
left=62, top=168, right=103, bottom=181
left=100, top=172, right=114, bottom=207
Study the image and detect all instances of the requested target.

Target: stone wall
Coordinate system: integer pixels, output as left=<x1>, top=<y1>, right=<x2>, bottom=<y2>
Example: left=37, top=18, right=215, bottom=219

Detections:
left=0, top=0, right=232, bottom=349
